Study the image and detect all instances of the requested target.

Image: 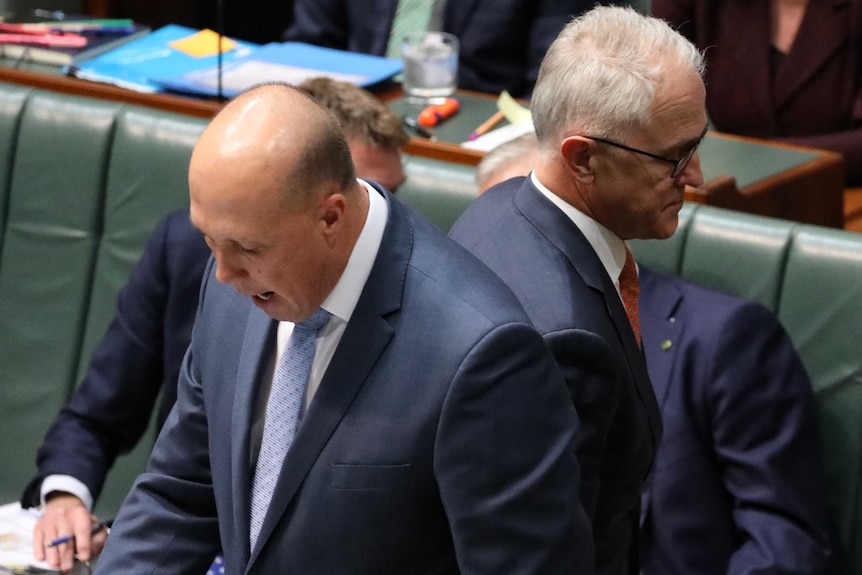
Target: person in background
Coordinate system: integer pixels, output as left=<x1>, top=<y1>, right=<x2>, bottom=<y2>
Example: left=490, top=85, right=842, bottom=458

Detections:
left=477, top=133, right=834, bottom=575
left=451, top=6, right=708, bottom=574
left=25, top=78, right=409, bottom=573
left=475, top=132, right=540, bottom=193
left=93, top=82, right=592, bottom=574
left=282, top=0, right=597, bottom=97
left=653, top=0, right=862, bottom=185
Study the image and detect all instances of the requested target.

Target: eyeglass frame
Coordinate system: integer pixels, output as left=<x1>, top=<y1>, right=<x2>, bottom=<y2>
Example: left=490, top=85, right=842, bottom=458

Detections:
left=586, top=124, right=709, bottom=178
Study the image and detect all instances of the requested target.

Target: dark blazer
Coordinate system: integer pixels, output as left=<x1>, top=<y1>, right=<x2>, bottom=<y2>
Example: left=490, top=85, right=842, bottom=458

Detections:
left=449, top=176, right=662, bottom=575
left=94, top=185, right=594, bottom=574
left=639, top=267, right=833, bottom=575
left=21, top=210, right=209, bottom=508
left=283, top=0, right=589, bottom=97
left=653, top=0, right=862, bottom=184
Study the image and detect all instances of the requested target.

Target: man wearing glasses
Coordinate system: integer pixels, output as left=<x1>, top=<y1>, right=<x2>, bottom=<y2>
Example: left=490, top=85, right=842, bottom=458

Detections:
left=450, top=6, right=707, bottom=575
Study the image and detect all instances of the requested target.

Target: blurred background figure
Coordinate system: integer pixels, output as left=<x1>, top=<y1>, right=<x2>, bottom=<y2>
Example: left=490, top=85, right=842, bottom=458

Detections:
left=283, top=0, right=599, bottom=97
left=653, top=0, right=862, bottom=186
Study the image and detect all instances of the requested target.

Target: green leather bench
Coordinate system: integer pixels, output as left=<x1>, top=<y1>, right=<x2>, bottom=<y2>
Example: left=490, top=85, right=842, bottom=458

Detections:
left=1, top=81, right=860, bottom=574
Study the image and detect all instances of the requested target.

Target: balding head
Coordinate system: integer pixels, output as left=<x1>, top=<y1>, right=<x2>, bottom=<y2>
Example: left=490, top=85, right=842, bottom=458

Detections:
left=192, top=84, right=355, bottom=211
left=189, top=84, right=370, bottom=322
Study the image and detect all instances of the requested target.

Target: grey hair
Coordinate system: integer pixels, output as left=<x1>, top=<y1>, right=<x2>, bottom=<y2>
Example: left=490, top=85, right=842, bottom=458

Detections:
left=531, top=5, right=705, bottom=153
left=476, top=132, right=540, bottom=189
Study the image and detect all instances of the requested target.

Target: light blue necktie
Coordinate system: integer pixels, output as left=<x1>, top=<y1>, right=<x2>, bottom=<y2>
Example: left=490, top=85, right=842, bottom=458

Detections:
left=248, top=308, right=331, bottom=550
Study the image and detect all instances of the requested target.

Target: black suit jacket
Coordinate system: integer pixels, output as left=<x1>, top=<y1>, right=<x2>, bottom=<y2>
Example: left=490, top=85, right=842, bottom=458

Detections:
left=22, top=210, right=209, bottom=507
left=283, top=0, right=591, bottom=97
left=450, top=176, right=662, bottom=575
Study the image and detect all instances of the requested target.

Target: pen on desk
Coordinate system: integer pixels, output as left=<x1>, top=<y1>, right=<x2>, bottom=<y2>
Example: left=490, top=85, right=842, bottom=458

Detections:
left=403, top=116, right=434, bottom=139
left=44, top=520, right=111, bottom=548
left=468, top=110, right=506, bottom=141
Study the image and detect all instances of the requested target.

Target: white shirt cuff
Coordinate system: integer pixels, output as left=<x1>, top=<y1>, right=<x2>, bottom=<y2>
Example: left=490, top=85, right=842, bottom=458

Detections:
left=40, top=475, right=94, bottom=511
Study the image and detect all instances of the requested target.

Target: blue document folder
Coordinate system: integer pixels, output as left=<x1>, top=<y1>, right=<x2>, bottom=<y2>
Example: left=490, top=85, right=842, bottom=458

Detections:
left=68, top=24, right=258, bottom=93
left=153, top=42, right=403, bottom=97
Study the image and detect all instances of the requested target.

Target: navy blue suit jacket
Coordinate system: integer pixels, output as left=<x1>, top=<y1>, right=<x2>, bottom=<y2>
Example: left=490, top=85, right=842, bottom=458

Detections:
left=22, top=210, right=209, bottom=507
left=639, top=267, right=833, bottom=575
left=94, top=185, right=594, bottom=574
left=283, top=0, right=590, bottom=97
left=450, top=176, right=662, bottom=575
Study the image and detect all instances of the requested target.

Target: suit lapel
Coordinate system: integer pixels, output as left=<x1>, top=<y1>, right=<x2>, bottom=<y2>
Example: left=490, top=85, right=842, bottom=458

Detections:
left=230, top=307, right=276, bottom=568
left=247, top=185, right=410, bottom=568
left=774, top=0, right=853, bottom=108
left=638, top=269, right=683, bottom=407
left=513, top=180, right=663, bottom=445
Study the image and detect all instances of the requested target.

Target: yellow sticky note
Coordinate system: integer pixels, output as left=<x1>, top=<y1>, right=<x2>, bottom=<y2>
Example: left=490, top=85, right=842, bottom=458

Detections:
left=169, top=29, right=237, bottom=58
left=497, top=90, right=532, bottom=125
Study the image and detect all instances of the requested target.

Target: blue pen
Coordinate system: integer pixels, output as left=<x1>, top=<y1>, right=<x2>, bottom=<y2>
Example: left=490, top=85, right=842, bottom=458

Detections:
left=44, top=520, right=110, bottom=548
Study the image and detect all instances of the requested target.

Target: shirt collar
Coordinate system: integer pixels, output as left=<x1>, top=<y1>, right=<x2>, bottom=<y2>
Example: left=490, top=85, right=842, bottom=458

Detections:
left=319, top=179, right=389, bottom=323
left=530, top=172, right=629, bottom=293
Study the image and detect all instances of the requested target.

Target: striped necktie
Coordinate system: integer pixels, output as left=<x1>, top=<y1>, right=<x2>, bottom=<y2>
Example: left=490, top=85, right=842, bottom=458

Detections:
left=386, top=0, right=435, bottom=57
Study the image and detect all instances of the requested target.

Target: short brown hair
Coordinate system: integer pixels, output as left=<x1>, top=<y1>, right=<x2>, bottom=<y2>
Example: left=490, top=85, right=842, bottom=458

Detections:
left=297, top=77, right=409, bottom=150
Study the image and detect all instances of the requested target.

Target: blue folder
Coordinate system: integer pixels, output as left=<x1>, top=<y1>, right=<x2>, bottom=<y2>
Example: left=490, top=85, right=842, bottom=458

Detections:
left=68, top=24, right=259, bottom=93
left=153, top=42, right=403, bottom=97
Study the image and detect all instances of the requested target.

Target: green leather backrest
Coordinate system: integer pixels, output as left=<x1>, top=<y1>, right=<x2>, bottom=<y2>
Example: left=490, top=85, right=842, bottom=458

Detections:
left=679, top=206, right=797, bottom=310
left=399, top=154, right=477, bottom=232
left=0, top=84, right=29, bottom=261
left=78, top=109, right=206, bottom=516
left=0, top=91, right=120, bottom=502
left=629, top=202, right=698, bottom=276
left=778, top=226, right=862, bottom=572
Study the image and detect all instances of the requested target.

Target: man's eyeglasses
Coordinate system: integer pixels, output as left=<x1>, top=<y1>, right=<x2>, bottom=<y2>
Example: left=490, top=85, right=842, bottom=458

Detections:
left=587, top=125, right=709, bottom=178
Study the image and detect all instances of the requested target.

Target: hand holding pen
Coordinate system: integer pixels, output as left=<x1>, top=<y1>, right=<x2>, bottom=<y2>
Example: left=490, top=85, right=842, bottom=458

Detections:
left=44, top=519, right=110, bottom=548
left=33, top=494, right=110, bottom=572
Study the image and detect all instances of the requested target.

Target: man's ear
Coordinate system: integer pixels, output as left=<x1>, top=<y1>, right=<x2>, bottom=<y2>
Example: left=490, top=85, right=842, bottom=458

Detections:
left=319, top=192, right=346, bottom=244
left=561, top=136, right=595, bottom=184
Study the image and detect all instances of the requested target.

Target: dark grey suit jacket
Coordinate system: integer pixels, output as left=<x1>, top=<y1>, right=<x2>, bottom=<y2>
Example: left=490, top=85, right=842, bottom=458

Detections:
left=94, top=184, right=594, bottom=574
left=450, top=176, right=662, bottom=575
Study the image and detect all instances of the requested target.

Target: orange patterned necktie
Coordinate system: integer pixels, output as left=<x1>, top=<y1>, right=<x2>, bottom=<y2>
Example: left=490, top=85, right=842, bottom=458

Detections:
left=619, top=246, right=641, bottom=346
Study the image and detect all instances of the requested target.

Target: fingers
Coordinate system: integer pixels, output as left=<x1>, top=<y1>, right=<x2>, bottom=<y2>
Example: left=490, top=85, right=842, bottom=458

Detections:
left=90, top=517, right=109, bottom=558
left=32, top=493, right=90, bottom=572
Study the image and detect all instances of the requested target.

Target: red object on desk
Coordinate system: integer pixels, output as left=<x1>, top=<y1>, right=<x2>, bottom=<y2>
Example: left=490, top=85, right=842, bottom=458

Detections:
left=418, top=98, right=460, bottom=128
left=0, top=32, right=87, bottom=47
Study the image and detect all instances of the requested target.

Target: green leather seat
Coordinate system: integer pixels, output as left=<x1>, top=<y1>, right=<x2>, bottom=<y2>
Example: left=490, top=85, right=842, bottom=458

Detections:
left=0, top=84, right=29, bottom=256
left=0, top=91, right=120, bottom=502
left=778, top=226, right=862, bottom=573
left=76, top=109, right=207, bottom=515
left=628, top=202, right=697, bottom=276
left=679, top=206, right=797, bottom=310
left=399, top=154, right=477, bottom=232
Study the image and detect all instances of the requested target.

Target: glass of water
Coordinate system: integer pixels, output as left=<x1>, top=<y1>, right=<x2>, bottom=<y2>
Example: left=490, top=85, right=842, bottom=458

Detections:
left=401, top=31, right=459, bottom=104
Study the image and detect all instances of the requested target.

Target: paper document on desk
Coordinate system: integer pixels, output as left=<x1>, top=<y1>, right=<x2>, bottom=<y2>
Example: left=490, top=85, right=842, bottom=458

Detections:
left=461, top=91, right=534, bottom=151
left=0, top=502, right=56, bottom=573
